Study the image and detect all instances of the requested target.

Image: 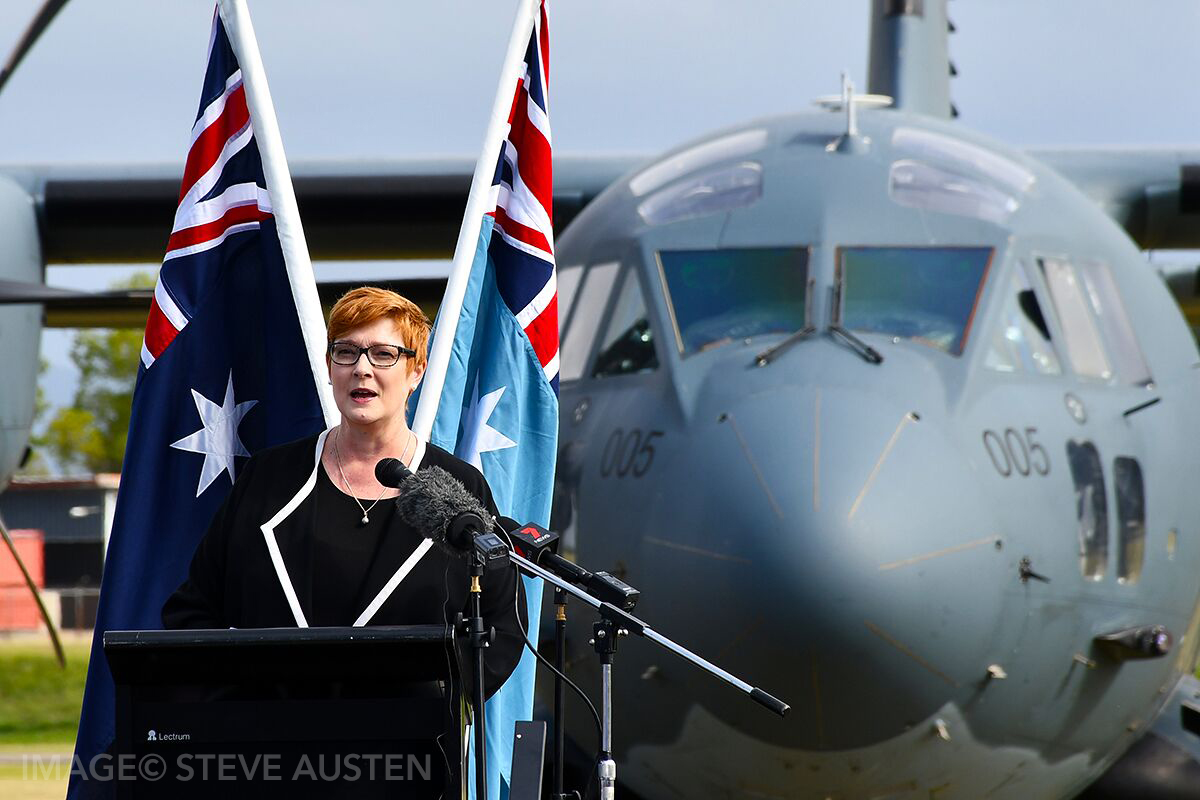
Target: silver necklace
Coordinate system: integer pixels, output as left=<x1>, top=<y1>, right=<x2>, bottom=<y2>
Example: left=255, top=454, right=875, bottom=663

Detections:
left=333, top=428, right=415, bottom=525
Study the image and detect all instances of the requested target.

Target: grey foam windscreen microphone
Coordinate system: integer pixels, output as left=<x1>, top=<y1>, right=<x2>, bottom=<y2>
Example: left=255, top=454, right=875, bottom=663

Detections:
left=395, top=465, right=493, bottom=557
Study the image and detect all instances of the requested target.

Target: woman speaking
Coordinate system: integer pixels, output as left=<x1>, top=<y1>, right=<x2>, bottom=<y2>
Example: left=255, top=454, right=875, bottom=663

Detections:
left=162, top=286, right=525, bottom=695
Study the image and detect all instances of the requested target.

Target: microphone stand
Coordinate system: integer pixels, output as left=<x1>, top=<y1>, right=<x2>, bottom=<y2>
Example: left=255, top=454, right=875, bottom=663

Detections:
left=552, top=586, right=569, bottom=800
left=593, top=615, right=617, bottom=800
left=507, top=551, right=789, bottom=800
left=465, top=552, right=490, bottom=800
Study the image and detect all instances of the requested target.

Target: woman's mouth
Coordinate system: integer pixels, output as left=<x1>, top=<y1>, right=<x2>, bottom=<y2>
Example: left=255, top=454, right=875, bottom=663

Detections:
left=350, top=388, right=377, bottom=402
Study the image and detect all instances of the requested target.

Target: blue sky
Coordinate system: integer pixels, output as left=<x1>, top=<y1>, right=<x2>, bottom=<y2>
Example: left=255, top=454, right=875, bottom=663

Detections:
left=1, top=0, right=1198, bottom=469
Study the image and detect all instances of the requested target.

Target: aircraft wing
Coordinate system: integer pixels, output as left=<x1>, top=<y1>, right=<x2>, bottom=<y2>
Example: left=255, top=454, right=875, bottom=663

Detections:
left=7, top=155, right=640, bottom=264
left=1031, top=147, right=1200, bottom=250
left=1033, top=148, right=1200, bottom=328
left=29, top=149, right=1193, bottom=258
left=0, top=155, right=641, bottom=326
left=4, top=281, right=452, bottom=329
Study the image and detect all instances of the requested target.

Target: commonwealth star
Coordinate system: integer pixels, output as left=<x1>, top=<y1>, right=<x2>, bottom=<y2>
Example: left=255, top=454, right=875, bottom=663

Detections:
left=170, top=372, right=257, bottom=497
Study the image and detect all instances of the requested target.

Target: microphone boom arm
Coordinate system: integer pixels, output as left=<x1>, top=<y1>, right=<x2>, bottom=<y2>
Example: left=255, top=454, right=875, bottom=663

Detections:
left=508, top=550, right=789, bottom=718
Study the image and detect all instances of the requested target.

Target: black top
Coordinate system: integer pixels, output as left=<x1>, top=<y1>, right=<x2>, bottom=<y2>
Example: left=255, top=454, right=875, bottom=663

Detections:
left=311, top=465, right=398, bottom=627
left=161, top=433, right=526, bottom=697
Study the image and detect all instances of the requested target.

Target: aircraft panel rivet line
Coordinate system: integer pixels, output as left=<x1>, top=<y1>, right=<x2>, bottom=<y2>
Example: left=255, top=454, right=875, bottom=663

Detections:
left=877, top=535, right=1001, bottom=571
left=849, top=412, right=917, bottom=520
left=722, top=412, right=784, bottom=520
left=643, top=535, right=752, bottom=565
left=864, top=620, right=958, bottom=688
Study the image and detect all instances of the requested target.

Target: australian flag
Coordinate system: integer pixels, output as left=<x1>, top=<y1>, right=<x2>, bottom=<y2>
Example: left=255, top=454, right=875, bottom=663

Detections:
left=68, top=10, right=327, bottom=798
left=416, top=2, right=559, bottom=797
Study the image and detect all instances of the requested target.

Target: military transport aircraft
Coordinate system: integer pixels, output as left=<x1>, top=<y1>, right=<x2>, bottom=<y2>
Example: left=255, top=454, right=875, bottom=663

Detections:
left=547, top=4, right=1200, bottom=798
left=6, top=1, right=1200, bottom=798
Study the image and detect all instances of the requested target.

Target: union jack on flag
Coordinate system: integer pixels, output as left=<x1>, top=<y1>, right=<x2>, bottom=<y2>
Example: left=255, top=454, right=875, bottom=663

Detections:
left=69, top=10, right=326, bottom=799
left=415, top=2, right=560, bottom=797
left=143, top=14, right=274, bottom=369
left=486, top=0, right=558, bottom=391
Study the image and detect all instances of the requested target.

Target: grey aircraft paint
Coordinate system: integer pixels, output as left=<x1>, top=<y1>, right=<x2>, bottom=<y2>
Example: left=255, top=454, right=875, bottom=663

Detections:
left=550, top=103, right=1200, bottom=800
left=546, top=4, right=1200, bottom=797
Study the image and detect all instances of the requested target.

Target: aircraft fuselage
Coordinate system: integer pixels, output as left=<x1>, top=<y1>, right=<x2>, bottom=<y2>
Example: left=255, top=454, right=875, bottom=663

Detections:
left=550, top=109, right=1200, bottom=799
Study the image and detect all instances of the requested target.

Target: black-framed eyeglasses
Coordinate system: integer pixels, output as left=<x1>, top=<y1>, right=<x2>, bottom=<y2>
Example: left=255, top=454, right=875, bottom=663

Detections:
left=328, top=341, right=416, bottom=368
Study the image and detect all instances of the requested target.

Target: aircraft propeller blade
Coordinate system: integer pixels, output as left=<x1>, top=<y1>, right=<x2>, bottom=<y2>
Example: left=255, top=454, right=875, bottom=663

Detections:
left=0, top=278, right=86, bottom=302
left=0, top=280, right=452, bottom=329
left=0, top=0, right=70, bottom=97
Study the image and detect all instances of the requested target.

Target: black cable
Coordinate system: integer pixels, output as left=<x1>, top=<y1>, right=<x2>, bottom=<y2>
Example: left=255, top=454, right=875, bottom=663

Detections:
left=516, top=607, right=602, bottom=747
left=435, top=560, right=461, bottom=797
left=494, top=527, right=604, bottom=763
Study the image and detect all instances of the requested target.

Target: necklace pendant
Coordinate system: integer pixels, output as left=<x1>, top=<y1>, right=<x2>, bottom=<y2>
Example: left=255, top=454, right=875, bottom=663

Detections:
left=361, top=514, right=370, bottom=525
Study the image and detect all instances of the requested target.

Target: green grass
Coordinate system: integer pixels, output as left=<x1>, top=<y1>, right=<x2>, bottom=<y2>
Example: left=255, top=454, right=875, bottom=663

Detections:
left=0, top=761, right=70, bottom=800
left=0, top=637, right=91, bottom=746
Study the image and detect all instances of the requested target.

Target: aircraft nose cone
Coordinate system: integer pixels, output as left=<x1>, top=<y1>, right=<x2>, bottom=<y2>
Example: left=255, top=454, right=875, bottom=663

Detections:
left=645, top=382, right=1006, bottom=752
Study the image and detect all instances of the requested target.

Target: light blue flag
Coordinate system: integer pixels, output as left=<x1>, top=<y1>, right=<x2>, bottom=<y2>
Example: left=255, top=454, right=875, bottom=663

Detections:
left=412, top=3, right=557, bottom=795
left=423, top=215, right=558, bottom=800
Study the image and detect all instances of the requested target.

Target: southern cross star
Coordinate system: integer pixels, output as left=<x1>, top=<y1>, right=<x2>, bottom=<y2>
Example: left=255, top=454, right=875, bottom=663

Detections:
left=170, top=372, right=257, bottom=497
left=460, top=376, right=516, bottom=471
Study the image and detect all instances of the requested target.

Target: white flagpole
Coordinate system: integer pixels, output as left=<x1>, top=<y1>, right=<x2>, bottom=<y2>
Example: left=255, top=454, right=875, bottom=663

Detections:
left=411, top=0, right=541, bottom=441
left=216, top=0, right=338, bottom=429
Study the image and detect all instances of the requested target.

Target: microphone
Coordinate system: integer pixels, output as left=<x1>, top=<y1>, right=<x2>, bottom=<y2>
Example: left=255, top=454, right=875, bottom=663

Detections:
left=375, top=457, right=413, bottom=488
left=497, top=515, right=559, bottom=561
left=497, top=517, right=640, bottom=611
left=394, top=466, right=509, bottom=570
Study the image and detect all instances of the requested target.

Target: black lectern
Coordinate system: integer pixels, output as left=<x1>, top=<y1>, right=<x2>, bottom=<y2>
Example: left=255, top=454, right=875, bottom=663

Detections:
left=104, top=626, right=463, bottom=799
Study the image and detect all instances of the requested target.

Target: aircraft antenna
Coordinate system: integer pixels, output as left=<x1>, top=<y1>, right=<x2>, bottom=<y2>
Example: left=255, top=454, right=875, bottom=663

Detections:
left=843, top=73, right=859, bottom=141
left=813, top=73, right=892, bottom=154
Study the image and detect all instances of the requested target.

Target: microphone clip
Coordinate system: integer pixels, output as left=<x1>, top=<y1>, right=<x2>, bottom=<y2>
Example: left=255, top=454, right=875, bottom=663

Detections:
left=450, top=512, right=510, bottom=571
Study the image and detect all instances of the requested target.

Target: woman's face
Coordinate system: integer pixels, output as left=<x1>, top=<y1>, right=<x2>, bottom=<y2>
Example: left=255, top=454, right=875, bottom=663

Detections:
left=328, top=317, right=424, bottom=431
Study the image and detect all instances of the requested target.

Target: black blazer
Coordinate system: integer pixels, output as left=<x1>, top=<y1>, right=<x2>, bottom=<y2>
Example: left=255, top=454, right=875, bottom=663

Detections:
left=162, top=431, right=526, bottom=697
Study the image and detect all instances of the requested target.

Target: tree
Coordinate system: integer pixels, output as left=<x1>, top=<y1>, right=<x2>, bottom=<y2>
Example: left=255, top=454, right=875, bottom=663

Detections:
left=36, top=272, right=154, bottom=474
left=16, top=358, right=52, bottom=476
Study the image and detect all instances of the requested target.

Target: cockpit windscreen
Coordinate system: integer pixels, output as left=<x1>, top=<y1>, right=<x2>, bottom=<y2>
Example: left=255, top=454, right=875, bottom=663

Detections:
left=838, top=247, right=992, bottom=355
left=657, top=248, right=808, bottom=354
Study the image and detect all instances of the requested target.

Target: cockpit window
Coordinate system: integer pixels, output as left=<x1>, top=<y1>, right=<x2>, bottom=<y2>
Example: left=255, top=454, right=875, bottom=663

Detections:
left=1038, top=257, right=1112, bottom=380
left=560, top=262, right=620, bottom=382
left=1077, top=261, right=1152, bottom=385
left=837, top=247, right=992, bottom=355
left=592, top=268, right=658, bottom=378
left=557, top=264, right=584, bottom=330
left=984, top=261, right=1062, bottom=375
left=657, top=248, right=809, bottom=355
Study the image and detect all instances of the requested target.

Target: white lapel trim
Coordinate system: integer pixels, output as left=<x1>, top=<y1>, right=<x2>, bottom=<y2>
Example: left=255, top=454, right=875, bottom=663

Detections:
left=259, top=429, right=329, bottom=628
left=353, top=437, right=432, bottom=627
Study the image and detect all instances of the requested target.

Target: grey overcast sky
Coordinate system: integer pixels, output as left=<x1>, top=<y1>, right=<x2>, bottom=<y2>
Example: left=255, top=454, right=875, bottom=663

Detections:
left=1, top=1, right=1199, bottom=165
left=3, top=0, right=1199, bottom=469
